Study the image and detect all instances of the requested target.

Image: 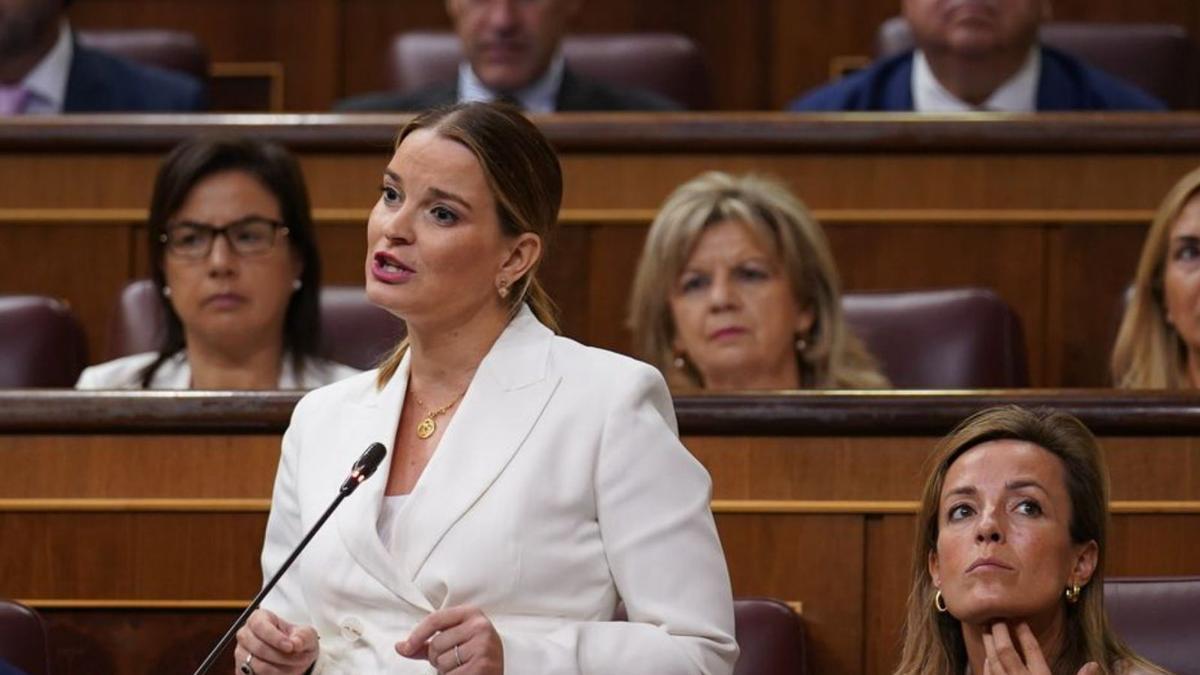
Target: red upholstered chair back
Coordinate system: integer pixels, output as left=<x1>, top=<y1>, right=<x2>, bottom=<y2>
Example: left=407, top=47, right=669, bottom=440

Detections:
left=875, top=18, right=1199, bottom=109
left=0, top=599, right=49, bottom=675
left=107, top=280, right=405, bottom=371
left=77, top=29, right=210, bottom=81
left=1105, top=576, right=1200, bottom=674
left=843, top=288, right=1029, bottom=388
left=614, top=597, right=806, bottom=675
left=0, top=295, right=88, bottom=387
left=388, top=31, right=711, bottom=109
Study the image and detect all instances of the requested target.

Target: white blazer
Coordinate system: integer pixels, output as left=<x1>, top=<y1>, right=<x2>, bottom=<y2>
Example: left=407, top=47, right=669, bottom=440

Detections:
left=75, top=351, right=359, bottom=389
left=260, top=306, right=738, bottom=674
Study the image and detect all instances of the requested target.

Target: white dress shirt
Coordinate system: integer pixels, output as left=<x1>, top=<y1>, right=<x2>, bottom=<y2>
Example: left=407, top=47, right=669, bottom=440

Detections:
left=457, top=54, right=566, bottom=113
left=75, top=351, right=360, bottom=390
left=18, top=20, right=73, bottom=115
left=912, top=46, right=1040, bottom=112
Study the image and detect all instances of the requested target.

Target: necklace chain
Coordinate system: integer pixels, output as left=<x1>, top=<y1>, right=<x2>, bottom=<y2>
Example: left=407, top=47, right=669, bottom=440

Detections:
left=413, top=390, right=464, bottom=440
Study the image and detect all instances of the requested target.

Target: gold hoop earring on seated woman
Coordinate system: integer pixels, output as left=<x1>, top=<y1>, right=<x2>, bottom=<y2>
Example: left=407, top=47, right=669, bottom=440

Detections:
left=1065, top=583, right=1082, bottom=604
left=934, top=590, right=948, bottom=613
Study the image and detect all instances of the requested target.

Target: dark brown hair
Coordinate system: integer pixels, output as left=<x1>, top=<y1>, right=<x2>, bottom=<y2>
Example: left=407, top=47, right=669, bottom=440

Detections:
left=894, top=406, right=1166, bottom=675
left=377, top=102, right=562, bottom=386
left=143, top=136, right=322, bottom=387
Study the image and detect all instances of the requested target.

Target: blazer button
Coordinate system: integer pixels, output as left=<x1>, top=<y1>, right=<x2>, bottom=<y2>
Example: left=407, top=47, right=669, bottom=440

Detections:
left=339, top=616, right=365, bottom=642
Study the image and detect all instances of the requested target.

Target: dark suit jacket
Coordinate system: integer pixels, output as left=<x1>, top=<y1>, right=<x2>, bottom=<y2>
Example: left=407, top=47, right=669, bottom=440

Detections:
left=335, top=66, right=681, bottom=112
left=787, top=46, right=1165, bottom=112
left=63, top=43, right=207, bottom=112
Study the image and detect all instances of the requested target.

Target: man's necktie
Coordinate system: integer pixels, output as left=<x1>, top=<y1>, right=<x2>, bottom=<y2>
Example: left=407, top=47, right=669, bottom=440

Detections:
left=0, top=86, right=31, bottom=115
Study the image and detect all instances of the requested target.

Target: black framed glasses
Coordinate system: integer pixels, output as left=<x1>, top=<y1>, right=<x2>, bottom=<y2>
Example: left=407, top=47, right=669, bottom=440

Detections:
left=161, top=217, right=289, bottom=260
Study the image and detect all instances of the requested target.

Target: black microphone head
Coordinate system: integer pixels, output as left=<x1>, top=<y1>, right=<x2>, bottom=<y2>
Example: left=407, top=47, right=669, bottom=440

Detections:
left=354, top=442, right=387, bottom=480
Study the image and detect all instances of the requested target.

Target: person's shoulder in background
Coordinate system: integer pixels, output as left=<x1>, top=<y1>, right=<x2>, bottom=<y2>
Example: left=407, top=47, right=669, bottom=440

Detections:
left=65, top=43, right=207, bottom=112
left=333, top=81, right=457, bottom=112
left=786, top=51, right=915, bottom=112
left=75, top=352, right=165, bottom=389
left=555, top=67, right=683, bottom=111
left=1037, top=45, right=1166, bottom=111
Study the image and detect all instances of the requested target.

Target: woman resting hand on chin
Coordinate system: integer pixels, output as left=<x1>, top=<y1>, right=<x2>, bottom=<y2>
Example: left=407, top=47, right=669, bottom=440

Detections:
left=893, top=406, right=1169, bottom=675
left=232, top=102, right=738, bottom=675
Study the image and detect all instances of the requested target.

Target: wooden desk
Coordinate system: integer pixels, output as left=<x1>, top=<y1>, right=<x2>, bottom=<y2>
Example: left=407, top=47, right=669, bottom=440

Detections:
left=1, top=390, right=1197, bottom=675
left=2, top=114, right=1200, bottom=388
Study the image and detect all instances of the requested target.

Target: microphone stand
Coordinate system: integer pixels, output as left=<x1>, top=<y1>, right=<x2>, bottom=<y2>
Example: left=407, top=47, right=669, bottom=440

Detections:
left=192, top=442, right=386, bottom=675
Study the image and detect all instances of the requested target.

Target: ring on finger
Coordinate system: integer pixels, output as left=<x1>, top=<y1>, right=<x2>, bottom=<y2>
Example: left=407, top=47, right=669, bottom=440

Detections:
left=455, top=644, right=464, bottom=667
left=238, top=652, right=255, bottom=675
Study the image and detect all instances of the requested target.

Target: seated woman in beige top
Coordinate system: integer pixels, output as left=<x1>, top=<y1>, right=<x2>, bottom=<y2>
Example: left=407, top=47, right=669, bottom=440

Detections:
left=629, top=171, right=887, bottom=390
left=1113, top=166, right=1200, bottom=388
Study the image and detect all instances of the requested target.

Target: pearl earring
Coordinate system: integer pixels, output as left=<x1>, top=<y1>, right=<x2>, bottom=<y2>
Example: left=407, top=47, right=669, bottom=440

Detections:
left=673, top=354, right=686, bottom=369
left=292, top=279, right=302, bottom=291
left=162, top=286, right=172, bottom=298
left=497, top=280, right=509, bottom=298
left=795, top=336, right=808, bottom=352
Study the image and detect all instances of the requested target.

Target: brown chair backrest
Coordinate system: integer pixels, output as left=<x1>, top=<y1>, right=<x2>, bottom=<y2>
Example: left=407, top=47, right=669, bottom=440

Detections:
left=0, top=599, right=49, bottom=675
left=1105, top=576, right=1200, bottom=674
left=107, top=280, right=405, bottom=371
left=0, top=295, right=88, bottom=387
left=875, top=18, right=1199, bottom=109
left=614, top=597, right=806, bottom=675
left=843, top=288, right=1029, bottom=388
left=76, top=29, right=209, bottom=81
left=388, top=31, right=711, bottom=109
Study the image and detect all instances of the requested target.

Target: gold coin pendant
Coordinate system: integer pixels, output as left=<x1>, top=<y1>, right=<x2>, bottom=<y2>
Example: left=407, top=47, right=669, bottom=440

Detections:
left=416, top=417, right=436, bottom=439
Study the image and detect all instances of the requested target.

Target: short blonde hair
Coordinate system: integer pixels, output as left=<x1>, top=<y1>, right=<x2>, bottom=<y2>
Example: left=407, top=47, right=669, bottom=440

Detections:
left=1112, top=166, right=1200, bottom=388
left=627, top=171, right=888, bottom=389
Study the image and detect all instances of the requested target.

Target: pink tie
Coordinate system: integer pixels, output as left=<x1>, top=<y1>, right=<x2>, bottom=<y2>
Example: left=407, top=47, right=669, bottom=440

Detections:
left=0, top=86, right=31, bottom=115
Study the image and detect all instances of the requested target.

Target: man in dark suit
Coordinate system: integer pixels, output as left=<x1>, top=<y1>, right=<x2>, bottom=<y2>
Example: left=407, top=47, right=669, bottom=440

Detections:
left=0, top=0, right=205, bottom=114
left=788, top=0, right=1163, bottom=112
left=336, top=0, right=678, bottom=112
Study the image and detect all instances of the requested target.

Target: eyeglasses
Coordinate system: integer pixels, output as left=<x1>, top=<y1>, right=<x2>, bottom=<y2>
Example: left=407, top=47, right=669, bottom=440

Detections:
left=161, top=217, right=289, bottom=260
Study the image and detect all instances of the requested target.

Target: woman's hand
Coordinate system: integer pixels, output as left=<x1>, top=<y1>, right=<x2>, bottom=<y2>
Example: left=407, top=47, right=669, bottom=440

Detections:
left=396, top=605, right=504, bottom=674
left=982, top=622, right=1099, bottom=675
left=234, top=608, right=319, bottom=675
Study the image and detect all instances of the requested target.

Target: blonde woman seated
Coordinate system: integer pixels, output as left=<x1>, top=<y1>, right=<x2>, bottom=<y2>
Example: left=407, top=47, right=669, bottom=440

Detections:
left=894, top=406, right=1168, bottom=675
left=629, top=171, right=887, bottom=390
left=1113, top=166, right=1200, bottom=388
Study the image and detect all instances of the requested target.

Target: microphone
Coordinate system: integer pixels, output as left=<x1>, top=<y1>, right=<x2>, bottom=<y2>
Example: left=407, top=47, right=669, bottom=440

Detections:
left=192, top=442, right=388, bottom=675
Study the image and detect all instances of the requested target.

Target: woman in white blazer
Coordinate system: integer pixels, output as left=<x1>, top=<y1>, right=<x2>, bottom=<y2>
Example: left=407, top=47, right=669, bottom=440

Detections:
left=235, top=102, right=738, bottom=675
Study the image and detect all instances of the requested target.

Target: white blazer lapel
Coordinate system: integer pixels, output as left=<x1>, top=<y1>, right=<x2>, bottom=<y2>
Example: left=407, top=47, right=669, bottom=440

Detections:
left=334, top=354, right=435, bottom=612
left=398, top=307, right=561, bottom=580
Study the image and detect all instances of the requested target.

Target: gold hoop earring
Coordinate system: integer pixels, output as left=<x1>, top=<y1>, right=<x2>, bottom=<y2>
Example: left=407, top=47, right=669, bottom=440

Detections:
left=1065, top=584, right=1081, bottom=604
left=934, top=590, right=948, bottom=613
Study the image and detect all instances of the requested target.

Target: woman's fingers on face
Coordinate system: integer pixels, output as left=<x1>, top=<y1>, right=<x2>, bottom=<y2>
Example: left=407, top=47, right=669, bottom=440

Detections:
left=1014, top=623, right=1050, bottom=671
left=989, top=622, right=1030, bottom=673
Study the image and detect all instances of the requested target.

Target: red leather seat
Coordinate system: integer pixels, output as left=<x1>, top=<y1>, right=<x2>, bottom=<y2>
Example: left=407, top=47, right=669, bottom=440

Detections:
left=388, top=31, right=711, bottom=110
left=0, top=295, right=88, bottom=387
left=0, top=599, right=49, bottom=675
left=615, top=597, right=806, bottom=675
left=875, top=18, right=1199, bottom=109
left=106, top=280, right=405, bottom=371
left=1105, top=576, right=1200, bottom=674
left=77, top=29, right=209, bottom=82
left=843, top=288, right=1029, bottom=388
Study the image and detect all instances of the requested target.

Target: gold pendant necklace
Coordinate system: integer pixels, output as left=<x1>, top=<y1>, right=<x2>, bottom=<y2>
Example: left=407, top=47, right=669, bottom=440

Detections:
left=414, top=391, right=463, bottom=440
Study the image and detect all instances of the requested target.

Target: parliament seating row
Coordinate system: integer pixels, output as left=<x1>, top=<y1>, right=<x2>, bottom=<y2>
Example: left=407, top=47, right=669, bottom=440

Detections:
left=79, top=23, right=1200, bottom=111
left=6, top=579, right=1200, bottom=675
left=0, top=285, right=1028, bottom=389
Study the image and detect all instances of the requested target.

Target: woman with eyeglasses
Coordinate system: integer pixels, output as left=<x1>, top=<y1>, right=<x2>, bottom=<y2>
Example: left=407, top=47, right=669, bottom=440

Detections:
left=76, top=137, right=359, bottom=389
